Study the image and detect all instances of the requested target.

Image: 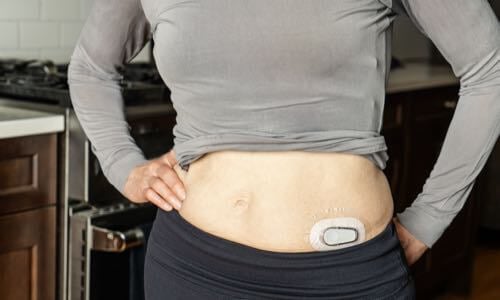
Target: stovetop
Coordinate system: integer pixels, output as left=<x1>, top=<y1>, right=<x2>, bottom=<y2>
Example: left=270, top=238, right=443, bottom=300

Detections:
left=0, top=58, right=171, bottom=107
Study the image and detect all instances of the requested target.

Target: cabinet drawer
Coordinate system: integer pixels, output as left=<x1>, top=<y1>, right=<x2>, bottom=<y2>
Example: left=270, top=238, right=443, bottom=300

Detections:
left=0, top=133, right=57, bottom=215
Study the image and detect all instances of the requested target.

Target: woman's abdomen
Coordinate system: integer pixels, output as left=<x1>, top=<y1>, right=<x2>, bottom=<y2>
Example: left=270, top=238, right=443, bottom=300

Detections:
left=174, top=150, right=395, bottom=252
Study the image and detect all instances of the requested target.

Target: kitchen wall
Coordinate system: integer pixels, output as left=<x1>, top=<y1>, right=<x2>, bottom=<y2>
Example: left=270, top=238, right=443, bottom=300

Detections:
left=0, top=0, right=498, bottom=64
left=0, top=0, right=150, bottom=63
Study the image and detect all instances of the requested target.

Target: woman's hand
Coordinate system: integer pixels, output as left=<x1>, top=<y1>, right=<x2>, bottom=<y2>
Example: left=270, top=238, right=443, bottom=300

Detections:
left=392, top=216, right=429, bottom=266
left=123, top=149, right=188, bottom=211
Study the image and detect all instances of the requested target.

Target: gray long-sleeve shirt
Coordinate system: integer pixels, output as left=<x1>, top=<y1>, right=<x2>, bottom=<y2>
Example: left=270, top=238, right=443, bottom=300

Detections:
left=67, top=0, right=500, bottom=249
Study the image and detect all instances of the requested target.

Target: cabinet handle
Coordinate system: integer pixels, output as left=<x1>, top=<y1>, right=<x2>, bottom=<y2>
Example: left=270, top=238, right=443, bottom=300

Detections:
left=443, top=100, right=457, bottom=109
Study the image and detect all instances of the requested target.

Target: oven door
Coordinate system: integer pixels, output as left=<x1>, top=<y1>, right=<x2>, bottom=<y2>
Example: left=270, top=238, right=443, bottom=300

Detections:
left=69, top=203, right=157, bottom=300
left=68, top=104, right=175, bottom=300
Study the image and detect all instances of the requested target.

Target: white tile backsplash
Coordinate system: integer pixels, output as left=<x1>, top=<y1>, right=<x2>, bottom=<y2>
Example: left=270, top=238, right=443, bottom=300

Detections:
left=0, top=0, right=39, bottom=20
left=0, top=22, right=19, bottom=48
left=0, top=0, right=149, bottom=63
left=19, top=21, right=59, bottom=48
left=79, top=0, right=94, bottom=21
left=40, top=47, right=75, bottom=63
left=41, top=0, right=80, bottom=21
left=60, top=21, right=84, bottom=47
left=0, top=1, right=498, bottom=64
left=133, top=41, right=152, bottom=62
left=0, top=49, right=40, bottom=60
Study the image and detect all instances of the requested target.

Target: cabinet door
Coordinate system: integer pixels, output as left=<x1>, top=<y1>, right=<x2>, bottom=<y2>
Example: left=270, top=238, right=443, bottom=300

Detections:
left=0, top=133, right=57, bottom=215
left=0, top=206, right=56, bottom=300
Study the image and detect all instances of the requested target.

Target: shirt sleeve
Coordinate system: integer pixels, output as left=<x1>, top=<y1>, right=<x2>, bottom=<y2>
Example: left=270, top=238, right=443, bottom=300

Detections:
left=390, top=0, right=500, bottom=248
left=67, top=0, right=152, bottom=195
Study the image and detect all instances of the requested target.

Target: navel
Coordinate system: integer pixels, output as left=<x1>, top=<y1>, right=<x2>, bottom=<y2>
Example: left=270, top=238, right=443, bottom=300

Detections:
left=230, top=191, right=252, bottom=213
left=234, top=199, right=249, bottom=209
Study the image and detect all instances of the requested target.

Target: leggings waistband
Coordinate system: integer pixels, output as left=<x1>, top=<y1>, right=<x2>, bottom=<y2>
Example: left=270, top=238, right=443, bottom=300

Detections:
left=147, top=209, right=409, bottom=299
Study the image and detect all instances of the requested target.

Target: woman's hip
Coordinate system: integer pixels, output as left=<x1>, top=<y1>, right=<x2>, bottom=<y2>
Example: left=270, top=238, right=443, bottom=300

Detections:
left=144, top=208, right=415, bottom=299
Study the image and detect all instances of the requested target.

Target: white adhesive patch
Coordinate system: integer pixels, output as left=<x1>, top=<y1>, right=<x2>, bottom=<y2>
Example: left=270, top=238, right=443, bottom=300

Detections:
left=309, top=217, right=366, bottom=251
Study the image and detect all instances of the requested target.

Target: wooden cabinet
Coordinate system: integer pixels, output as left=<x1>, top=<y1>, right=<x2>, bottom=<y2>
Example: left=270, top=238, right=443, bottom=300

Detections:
left=0, top=134, right=57, bottom=214
left=0, top=133, right=58, bottom=300
left=382, top=84, right=484, bottom=299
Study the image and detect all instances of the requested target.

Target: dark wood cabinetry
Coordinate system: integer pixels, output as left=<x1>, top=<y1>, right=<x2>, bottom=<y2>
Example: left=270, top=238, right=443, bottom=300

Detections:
left=382, top=84, right=484, bottom=298
left=0, top=133, right=58, bottom=300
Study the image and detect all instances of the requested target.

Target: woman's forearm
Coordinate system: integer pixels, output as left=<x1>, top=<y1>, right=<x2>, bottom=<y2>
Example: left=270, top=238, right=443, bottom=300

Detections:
left=67, top=0, right=152, bottom=194
left=389, top=0, right=500, bottom=248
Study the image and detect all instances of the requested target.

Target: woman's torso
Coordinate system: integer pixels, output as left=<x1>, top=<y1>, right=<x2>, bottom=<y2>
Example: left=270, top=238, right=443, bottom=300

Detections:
left=174, top=150, right=394, bottom=252
left=146, top=1, right=397, bottom=251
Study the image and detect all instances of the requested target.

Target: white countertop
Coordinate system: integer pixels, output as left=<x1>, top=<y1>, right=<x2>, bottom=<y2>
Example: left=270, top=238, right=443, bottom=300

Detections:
left=0, top=106, right=65, bottom=139
left=387, top=61, right=459, bottom=93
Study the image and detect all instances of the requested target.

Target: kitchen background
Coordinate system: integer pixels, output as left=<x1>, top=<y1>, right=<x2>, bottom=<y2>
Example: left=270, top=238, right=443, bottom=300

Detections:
left=0, top=1, right=499, bottom=300
left=3, top=0, right=499, bottom=63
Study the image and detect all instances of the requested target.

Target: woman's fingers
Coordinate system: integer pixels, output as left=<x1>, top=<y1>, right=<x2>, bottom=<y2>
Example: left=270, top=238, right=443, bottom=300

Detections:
left=149, top=176, right=183, bottom=210
left=144, top=187, right=173, bottom=211
left=123, top=149, right=187, bottom=212
left=155, top=163, right=186, bottom=201
left=392, top=217, right=428, bottom=266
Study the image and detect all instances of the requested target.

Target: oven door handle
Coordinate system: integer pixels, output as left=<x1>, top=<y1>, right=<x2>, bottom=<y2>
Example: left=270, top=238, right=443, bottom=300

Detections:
left=91, top=225, right=145, bottom=252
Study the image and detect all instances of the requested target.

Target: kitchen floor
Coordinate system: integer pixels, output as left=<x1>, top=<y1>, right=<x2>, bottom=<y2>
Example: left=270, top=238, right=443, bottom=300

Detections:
left=432, top=227, right=500, bottom=300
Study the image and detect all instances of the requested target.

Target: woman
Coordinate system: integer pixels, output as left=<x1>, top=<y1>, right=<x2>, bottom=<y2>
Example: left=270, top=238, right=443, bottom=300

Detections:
left=68, top=0, right=500, bottom=298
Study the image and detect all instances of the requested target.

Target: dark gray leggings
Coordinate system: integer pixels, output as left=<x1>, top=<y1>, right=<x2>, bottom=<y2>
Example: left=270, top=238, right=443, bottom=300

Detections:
left=144, top=209, right=416, bottom=299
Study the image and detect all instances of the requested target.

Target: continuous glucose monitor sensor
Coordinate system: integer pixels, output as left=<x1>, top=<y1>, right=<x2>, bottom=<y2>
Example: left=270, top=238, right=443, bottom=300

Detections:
left=309, top=216, right=366, bottom=251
